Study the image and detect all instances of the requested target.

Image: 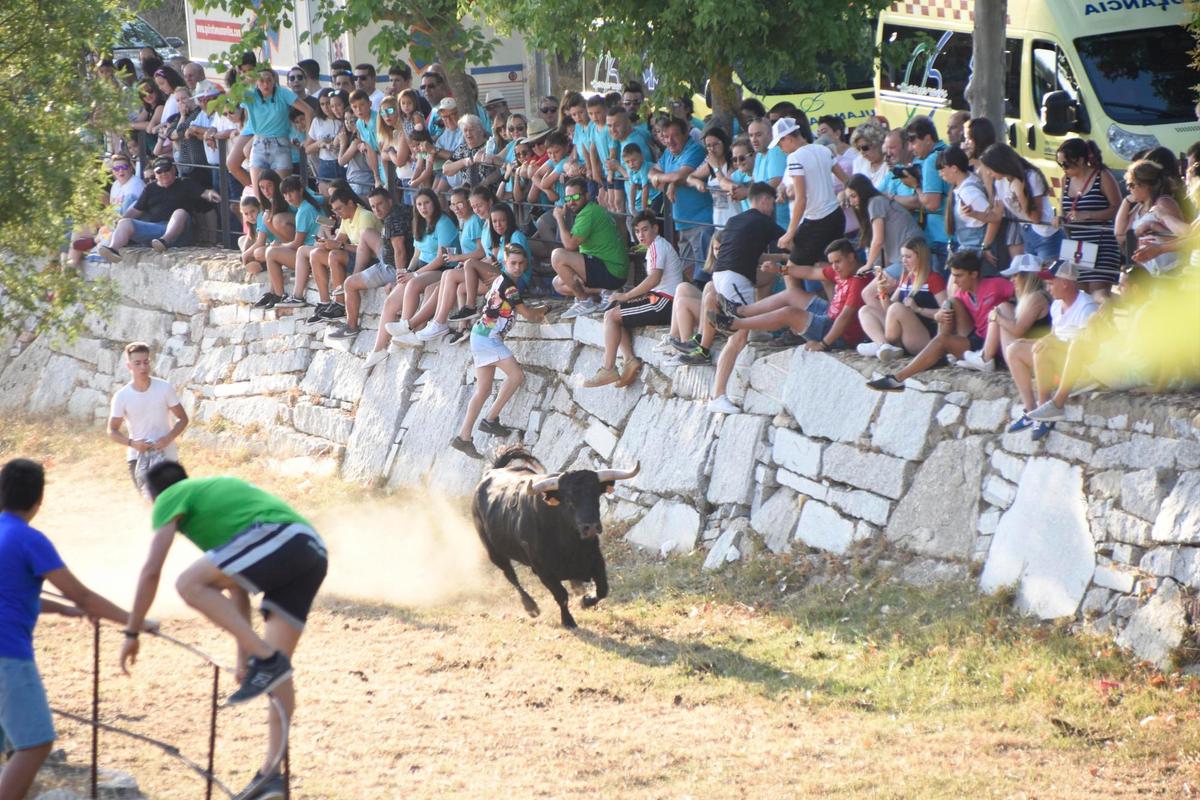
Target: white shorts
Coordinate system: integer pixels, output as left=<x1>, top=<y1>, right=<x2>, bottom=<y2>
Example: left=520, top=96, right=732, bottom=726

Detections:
left=711, top=270, right=756, bottom=305
left=470, top=332, right=513, bottom=368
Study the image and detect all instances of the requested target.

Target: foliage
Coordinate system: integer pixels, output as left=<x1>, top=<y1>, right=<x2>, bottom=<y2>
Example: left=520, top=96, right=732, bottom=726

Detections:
left=191, top=0, right=497, bottom=108
left=479, top=0, right=891, bottom=123
left=0, top=0, right=126, bottom=338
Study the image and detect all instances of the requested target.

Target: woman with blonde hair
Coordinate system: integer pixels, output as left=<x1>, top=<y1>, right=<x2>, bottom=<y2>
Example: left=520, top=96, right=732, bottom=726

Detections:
left=374, top=94, right=401, bottom=188
left=857, top=236, right=948, bottom=361
left=1115, top=158, right=1188, bottom=276
left=956, top=254, right=1050, bottom=372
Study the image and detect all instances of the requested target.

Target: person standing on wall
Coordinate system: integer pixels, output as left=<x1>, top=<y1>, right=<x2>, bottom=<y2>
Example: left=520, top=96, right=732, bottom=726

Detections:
left=107, top=342, right=189, bottom=500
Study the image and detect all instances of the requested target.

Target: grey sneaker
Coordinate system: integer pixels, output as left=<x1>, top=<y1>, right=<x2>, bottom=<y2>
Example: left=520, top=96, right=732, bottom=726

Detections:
left=326, top=323, right=359, bottom=341
left=677, top=346, right=711, bottom=366
left=273, top=294, right=307, bottom=309
left=233, top=771, right=284, bottom=800
left=226, top=651, right=292, bottom=705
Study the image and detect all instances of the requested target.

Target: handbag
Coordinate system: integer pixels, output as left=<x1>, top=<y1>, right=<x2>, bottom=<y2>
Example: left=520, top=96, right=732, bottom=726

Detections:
left=1059, top=236, right=1098, bottom=269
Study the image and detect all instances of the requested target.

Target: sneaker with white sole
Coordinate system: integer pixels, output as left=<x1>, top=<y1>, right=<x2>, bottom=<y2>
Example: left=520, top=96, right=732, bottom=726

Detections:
left=706, top=395, right=741, bottom=415
left=384, top=320, right=410, bottom=338
left=325, top=323, right=359, bottom=341
left=226, top=651, right=292, bottom=705
left=448, top=305, right=477, bottom=322
left=877, top=343, right=904, bottom=363
left=1027, top=400, right=1067, bottom=422
left=363, top=350, right=389, bottom=370
left=561, top=298, right=598, bottom=319
left=391, top=331, right=421, bottom=347
left=150, top=238, right=169, bottom=254
left=856, top=341, right=882, bottom=358
left=416, top=321, right=449, bottom=341
left=273, top=294, right=307, bottom=309
left=958, top=349, right=995, bottom=372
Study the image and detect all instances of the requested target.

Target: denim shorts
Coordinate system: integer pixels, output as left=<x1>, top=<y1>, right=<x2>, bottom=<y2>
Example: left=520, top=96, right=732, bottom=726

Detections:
left=316, top=158, right=344, bottom=182
left=0, top=657, right=55, bottom=750
left=129, top=217, right=193, bottom=246
left=470, top=332, right=513, bottom=368
left=1021, top=225, right=1063, bottom=261
left=250, top=136, right=294, bottom=171
left=800, top=296, right=832, bottom=341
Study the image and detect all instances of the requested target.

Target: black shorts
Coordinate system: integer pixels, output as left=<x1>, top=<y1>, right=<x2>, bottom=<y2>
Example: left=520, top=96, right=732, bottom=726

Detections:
left=618, top=292, right=674, bottom=327
left=583, top=254, right=626, bottom=290
left=208, top=522, right=328, bottom=630
left=788, top=208, right=846, bottom=267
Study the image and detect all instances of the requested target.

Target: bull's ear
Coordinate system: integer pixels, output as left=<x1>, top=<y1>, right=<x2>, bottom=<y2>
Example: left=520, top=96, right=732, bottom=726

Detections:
left=602, top=481, right=616, bottom=494
left=542, top=492, right=561, bottom=507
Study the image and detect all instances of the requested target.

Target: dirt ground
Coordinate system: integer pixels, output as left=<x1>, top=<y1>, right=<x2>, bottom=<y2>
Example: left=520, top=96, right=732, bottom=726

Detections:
left=13, top=424, right=1198, bottom=799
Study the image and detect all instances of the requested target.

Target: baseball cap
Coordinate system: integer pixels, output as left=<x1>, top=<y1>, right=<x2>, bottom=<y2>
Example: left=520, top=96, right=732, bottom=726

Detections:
left=768, top=117, right=800, bottom=149
left=152, top=157, right=176, bottom=173
left=483, top=90, right=506, bottom=107
left=1049, top=258, right=1081, bottom=282
left=437, top=97, right=458, bottom=112
left=999, top=253, right=1042, bottom=277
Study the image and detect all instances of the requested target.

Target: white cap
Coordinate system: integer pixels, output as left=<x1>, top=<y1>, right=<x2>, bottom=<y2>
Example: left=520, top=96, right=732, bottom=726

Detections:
left=999, top=253, right=1043, bottom=277
left=437, top=97, right=458, bottom=112
left=483, top=90, right=506, bottom=106
left=768, top=117, right=800, bottom=149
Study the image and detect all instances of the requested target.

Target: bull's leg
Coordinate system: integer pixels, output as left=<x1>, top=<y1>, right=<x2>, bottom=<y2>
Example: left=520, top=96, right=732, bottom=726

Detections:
left=487, top=550, right=540, bottom=617
left=532, top=570, right=576, bottom=628
left=581, top=555, right=609, bottom=609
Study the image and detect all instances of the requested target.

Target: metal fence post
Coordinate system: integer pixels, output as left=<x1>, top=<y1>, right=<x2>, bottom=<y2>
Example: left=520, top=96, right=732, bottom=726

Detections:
left=205, top=665, right=219, bottom=800
left=90, top=619, right=99, bottom=800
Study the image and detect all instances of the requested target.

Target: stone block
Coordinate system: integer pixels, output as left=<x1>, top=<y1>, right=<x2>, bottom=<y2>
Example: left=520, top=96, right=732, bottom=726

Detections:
left=28, top=355, right=82, bottom=413
left=209, top=396, right=287, bottom=429
left=707, top=414, right=768, bottom=506
left=1089, top=470, right=1124, bottom=499
left=990, top=450, right=1025, bottom=484
left=66, top=387, right=107, bottom=420
left=571, top=316, right=606, bottom=349
left=1099, top=508, right=1153, bottom=547
left=508, top=320, right=575, bottom=340
left=794, top=500, right=863, bottom=555
left=980, top=457, right=1094, bottom=620
left=585, top=419, right=619, bottom=460
left=341, top=351, right=419, bottom=482
left=1045, top=431, right=1095, bottom=463
left=299, top=349, right=367, bottom=403
left=612, top=394, right=718, bottom=498
left=88, top=305, right=175, bottom=346
left=936, top=404, right=962, bottom=427
left=981, top=475, right=1016, bottom=509
left=1120, top=468, right=1172, bottom=522
left=0, top=340, right=52, bottom=410
left=507, top=338, right=578, bottom=372
left=945, top=391, right=970, bottom=407
left=978, top=508, right=1001, bottom=535
left=1170, top=548, right=1200, bottom=590
left=531, top=412, right=588, bottom=473
left=625, top=500, right=701, bottom=556
left=498, top=372, right=546, bottom=431
left=293, top=403, right=354, bottom=444
left=703, top=523, right=744, bottom=570
left=748, top=349, right=791, bottom=405
left=1092, top=564, right=1136, bottom=594
left=52, top=336, right=102, bottom=365
left=742, top=388, right=783, bottom=416
left=783, top=350, right=880, bottom=444
left=1151, top=471, right=1200, bottom=545
left=568, top=349, right=642, bottom=428
left=899, top=559, right=968, bottom=588
left=772, top=429, right=822, bottom=478
left=822, top=444, right=910, bottom=500
left=387, top=382, right=473, bottom=490
left=776, top=470, right=827, bottom=501
left=1081, top=587, right=1113, bottom=617
left=231, top=349, right=312, bottom=381
left=1094, top=434, right=1180, bottom=470
left=827, top=487, right=891, bottom=527
left=965, top=398, right=1009, bottom=432
left=1116, top=581, right=1187, bottom=670
left=116, top=260, right=206, bottom=314
left=871, top=389, right=938, bottom=460
left=887, top=437, right=986, bottom=560
left=751, top=488, right=802, bottom=554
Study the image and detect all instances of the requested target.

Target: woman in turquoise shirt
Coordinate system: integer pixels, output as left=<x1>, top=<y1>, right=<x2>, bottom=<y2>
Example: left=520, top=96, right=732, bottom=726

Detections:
left=240, top=66, right=313, bottom=193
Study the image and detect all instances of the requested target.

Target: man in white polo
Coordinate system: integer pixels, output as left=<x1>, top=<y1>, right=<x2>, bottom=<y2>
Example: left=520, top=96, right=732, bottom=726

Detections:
left=108, top=342, right=189, bottom=498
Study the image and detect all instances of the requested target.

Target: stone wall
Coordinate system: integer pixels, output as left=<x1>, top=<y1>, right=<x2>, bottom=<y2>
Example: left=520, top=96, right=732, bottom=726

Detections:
left=5, top=250, right=1199, bottom=669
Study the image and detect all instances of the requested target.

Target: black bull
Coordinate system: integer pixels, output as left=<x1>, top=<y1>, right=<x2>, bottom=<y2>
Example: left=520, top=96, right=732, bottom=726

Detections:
left=471, top=446, right=640, bottom=628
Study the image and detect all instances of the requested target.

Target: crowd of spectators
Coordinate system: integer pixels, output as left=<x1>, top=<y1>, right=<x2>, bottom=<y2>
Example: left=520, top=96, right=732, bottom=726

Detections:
left=85, top=51, right=1198, bottom=451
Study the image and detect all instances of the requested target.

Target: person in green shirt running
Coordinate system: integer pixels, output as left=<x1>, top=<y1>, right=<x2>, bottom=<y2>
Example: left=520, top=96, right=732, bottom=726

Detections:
left=550, top=176, right=630, bottom=319
left=119, top=462, right=327, bottom=800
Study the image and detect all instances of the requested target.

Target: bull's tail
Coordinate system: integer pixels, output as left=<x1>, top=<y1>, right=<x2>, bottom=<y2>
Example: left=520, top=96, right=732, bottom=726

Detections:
left=490, top=444, right=544, bottom=473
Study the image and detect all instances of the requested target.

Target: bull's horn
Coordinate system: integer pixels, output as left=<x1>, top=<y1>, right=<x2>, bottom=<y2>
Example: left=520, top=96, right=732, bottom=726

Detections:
left=597, top=462, right=640, bottom=482
left=531, top=475, right=560, bottom=493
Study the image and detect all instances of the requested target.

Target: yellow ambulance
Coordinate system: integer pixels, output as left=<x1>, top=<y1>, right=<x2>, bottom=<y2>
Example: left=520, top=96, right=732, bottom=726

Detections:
left=874, top=0, right=1199, bottom=180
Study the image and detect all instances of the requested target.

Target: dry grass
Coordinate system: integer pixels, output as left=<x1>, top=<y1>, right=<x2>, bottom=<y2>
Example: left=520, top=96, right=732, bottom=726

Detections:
left=6, top=416, right=1198, bottom=799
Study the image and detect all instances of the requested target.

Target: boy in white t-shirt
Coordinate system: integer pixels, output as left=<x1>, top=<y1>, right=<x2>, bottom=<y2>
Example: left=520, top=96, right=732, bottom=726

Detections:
left=581, top=211, right=684, bottom=389
left=107, top=342, right=189, bottom=497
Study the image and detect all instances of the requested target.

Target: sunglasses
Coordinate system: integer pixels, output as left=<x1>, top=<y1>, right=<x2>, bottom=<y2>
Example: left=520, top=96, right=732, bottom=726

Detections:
left=539, top=106, right=558, bottom=114
left=382, top=107, right=397, bottom=116
left=507, top=124, right=527, bottom=131
left=154, top=168, right=174, bottom=174
left=112, top=163, right=131, bottom=172
left=857, top=144, right=872, bottom=152
left=288, top=74, right=305, bottom=82
left=1057, top=160, right=1069, bottom=168
left=563, top=193, right=583, bottom=203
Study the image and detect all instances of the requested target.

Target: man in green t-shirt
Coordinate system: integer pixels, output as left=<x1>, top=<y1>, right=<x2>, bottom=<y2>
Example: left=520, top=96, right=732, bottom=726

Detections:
left=550, top=176, right=630, bottom=319
left=120, top=461, right=327, bottom=800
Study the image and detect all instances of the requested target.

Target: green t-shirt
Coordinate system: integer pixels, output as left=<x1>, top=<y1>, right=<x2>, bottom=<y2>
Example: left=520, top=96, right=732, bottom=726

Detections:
left=570, top=201, right=628, bottom=280
left=151, top=477, right=310, bottom=552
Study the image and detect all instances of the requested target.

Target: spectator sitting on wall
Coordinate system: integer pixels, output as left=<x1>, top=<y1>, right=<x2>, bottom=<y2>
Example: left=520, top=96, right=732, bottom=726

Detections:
left=855, top=236, right=947, bottom=363
left=237, top=194, right=271, bottom=275
left=381, top=187, right=461, bottom=346
left=664, top=230, right=723, bottom=358
left=295, top=187, right=378, bottom=318
left=551, top=176, right=631, bottom=319
left=955, top=253, right=1050, bottom=373
left=335, top=188, right=414, bottom=355
left=865, top=249, right=1013, bottom=392
left=98, top=158, right=219, bottom=262
left=265, top=176, right=323, bottom=309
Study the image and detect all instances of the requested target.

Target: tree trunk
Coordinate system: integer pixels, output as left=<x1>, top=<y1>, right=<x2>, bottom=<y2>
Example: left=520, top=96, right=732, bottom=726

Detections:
left=708, top=61, right=738, bottom=136
left=967, top=0, right=1007, bottom=129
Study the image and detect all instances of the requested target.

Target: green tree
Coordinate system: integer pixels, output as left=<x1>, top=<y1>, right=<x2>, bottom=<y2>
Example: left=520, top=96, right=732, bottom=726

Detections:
left=0, top=1, right=124, bottom=338
left=479, top=0, right=890, bottom=131
left=192, top=0, right=495, bottom=110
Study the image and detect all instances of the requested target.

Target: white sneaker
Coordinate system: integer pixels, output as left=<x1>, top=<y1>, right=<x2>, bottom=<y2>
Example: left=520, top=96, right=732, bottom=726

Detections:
left=877, top=344, right=904, bottom=363
left=958, top=350, right=995, bottom=373
left=706, top=395, right=741, bottom=415
left=856, top=341, right=881, bottom=358
left=416, top=321, right=449, bottom=341
left=384, top=320, right=410, bottom=338
left=363, top=349, right=389, bottom=370
left=391, top=332, right=421, bottom=348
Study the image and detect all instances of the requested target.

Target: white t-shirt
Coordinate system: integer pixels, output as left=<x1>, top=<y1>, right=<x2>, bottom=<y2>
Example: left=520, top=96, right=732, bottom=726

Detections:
left=645, top=235, right=685, bottom=297
left=1050, top=290, right=1099, bottom=342
left=369, top=89, right=385, bottom=111
left=110, top=378, right=181, bottom=462
left=109, top=175, right=145, bottom=216
left=997, top=170, right=1056, bottom=236
left=854, top=154, right=891, bottom=190
left=785, top=143, right=839, bottom=221
left=308, top=117, right=343, bottom=161
left=954, top=173, right=990, bottom=229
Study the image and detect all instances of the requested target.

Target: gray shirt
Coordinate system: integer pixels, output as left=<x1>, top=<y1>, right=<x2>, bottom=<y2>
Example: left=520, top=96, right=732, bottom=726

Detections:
left=868, top=194, right=924, bottom=268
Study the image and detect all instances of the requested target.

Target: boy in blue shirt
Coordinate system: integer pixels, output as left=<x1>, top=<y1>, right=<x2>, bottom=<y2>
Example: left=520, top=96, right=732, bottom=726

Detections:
left=0, top=459, right=143, bottom=800
left=620, top=143, right=660, bottom=215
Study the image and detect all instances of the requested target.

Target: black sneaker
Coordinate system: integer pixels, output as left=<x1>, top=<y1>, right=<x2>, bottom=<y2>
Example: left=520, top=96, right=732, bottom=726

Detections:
left=677, top=346, right=711, bottom=366
left=98, top=245, right=122, bottom=264
left=449, top=435, right=481, bottom=459
left=320, top=303, right=346, bottom=320
left=233, top=771, right=284, bottom=800
left=253, top=292, right=281, bottom=309
left=447, top=329, right=467, bottom=345
left=671, top=334, right=700, bottom=355
left=867, top=375, right=905, bottom=392
left=305, top=304, right=328, bottom=324
left=326, top=323, right=359, bottom=340
left=274, top=294, right=307, bottom=309
left=707, top=308, right=736, bottom=334
left=479, top=417, right=513, bottom=437
left=448, top=305, right=477, bottom=321
left=226, top=651, right=292, bottom=705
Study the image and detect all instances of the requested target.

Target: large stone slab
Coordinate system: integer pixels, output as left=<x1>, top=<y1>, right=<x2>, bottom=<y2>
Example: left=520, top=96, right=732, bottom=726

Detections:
left=871, top=390, right=938, bottom=460
left=530, top=412, right=588, bottom=473
left=0, top=340, right=53, bottom=410
left=821, top=443, right=911, bottom=500
left=625, top=500, right=701, bottom=555
left=783, top=350, right=880, bottom=444
left=1116, top=581, right=1188, bottom=670
left=28, top=354, right=82, bottom=413
left=116, top=259, right=206, bottom=314
left=299, top=349, right=367, bottom=403
left=341, top=351, right=418, bottom=482
left=612, top=395, right=719, bottom=498
left=751, top=488, right=802, bottom=554
left=795, top=500, right=864, bottom=555
left=86, top=304, right=175, bottom=346
left=292, top=403, right=354, bottom=444
left=1120, top=468, right=1172, bottom=523
left=1151, top=471, right=1200, bottom=545
left=506, top=338, right=579, bottom=372
left=387, top=382, right=473, bottom=489
left=980, top=457, right=1094, bottom=619
left=707, top=414, right=767, bottom=505
left=772, top=429, right=822, bottom=478
left=568, top=348, right=643, bottom=428
left=887, top=437, right=986, bottom=560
